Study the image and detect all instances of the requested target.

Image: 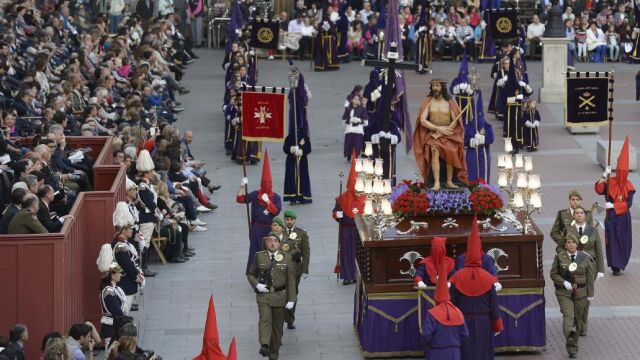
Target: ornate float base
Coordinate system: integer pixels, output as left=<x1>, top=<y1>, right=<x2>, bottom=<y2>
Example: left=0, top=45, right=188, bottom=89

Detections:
left=354, top=276, right=546, bottom=358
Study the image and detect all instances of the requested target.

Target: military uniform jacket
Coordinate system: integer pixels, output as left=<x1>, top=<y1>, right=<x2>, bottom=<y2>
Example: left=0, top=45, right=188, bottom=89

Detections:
left=137, top=180, right=158, bottom=224
left=565, top=225, right=605, bottom=274
left=550, top=208, right=593, bottom=245
left=112, top=240, right=141, bottom=295
left=247, top=250, right=297, bottom=307
left=283, top=226, right=310, bottom=274
left=550, top=251, right=595, bottom=299
left=101, top=284, right=126, bottom=324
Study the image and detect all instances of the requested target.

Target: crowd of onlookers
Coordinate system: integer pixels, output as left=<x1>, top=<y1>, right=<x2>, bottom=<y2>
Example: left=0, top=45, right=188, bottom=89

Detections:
left=0, top=0, right=222, bottom=358
left=260, top=0, right=638, bottom=63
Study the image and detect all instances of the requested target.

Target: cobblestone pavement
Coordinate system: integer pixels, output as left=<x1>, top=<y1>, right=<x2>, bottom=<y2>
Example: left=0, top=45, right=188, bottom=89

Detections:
left=137, top=49, right=640, bottom=360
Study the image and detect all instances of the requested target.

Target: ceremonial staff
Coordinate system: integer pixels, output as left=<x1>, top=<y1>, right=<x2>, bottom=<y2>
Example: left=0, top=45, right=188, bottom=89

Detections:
left=470, top=66, right=481, bottom=182
left=334, top=171, right=344, bottom=281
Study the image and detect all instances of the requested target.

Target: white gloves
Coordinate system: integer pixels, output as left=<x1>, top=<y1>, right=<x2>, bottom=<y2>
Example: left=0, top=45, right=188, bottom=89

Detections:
left=497, top=75, right=508, bottom=87
left=533, top=120, right=540, bottom=127
left=474, top=133, right=485, bottom=145
left=295, top=149, right=303, bottom=156
left=605, top=202, right=614, bottom=209
left=351, top=117, right=361, bottom=124
left=336, top=211, right=344, bottom=219
left=469, top=138, right=478, bottom=148
left=241, top=177, right=248, bottom=186
left=587, top=297, right=594, bottom=302
left=602, top=165, right=612, bottom=177
left=256, top=283, right=269, bottom=293
left=373, top=35, right=379, bottom=42
left=261, top=193, right=270, bottom=203
left=371, top=134, right=380, bottom=144
left=235, top=29, right=242, bottom=36
left=525, top=120, right=534, bottom=128
left=371, top=86, right=382, bottom=102
left=285, top=301, right=295, bottom=310
left=518, top=81, right=527, bottom=87
left=322, top=21, right=330, bottom=31
left=231, top=117, right=239, bottom=126
left=417, top=281, right=427, bottom=289
left=418, top=26, right=426, bottom=33
left=290, top=146, right=299, bottom=154
left=563, top=281, right=572, bottom=291
left=494, top=282, right=503, bottom=292
left=597, top=272, right=605, bottom=280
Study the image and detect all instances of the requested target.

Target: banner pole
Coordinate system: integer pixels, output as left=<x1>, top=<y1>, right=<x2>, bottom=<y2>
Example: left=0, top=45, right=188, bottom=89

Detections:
left=240, top=93, right=252, bottom=241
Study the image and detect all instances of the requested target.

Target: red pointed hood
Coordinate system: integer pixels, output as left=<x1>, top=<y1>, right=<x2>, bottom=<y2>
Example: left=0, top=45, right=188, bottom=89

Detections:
left=433, top=243, right=449, bottom=304
left=193, top=295, right=226, bottom=360
left=258, top=150, right=275, bottom=205
left=421, top=237, right=455, bottom=284
left=464, top=215, right=483, bottom=267
left=428, top=249, right=465, bottom=326
left=449, top=215, right=497, bottom=296
left=336, top=151, right=365, bottom=218
left=609, top=136, right=635, bottom=202
left=226, top=337, right=237, bottom=360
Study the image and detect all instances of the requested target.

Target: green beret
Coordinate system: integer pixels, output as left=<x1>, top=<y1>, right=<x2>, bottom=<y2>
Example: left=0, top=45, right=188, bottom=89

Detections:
left=272, top=217, right=285, bottom=228
left=268, top=231, right=281, bottom=241
left=284, top=210, right=297, bottom=219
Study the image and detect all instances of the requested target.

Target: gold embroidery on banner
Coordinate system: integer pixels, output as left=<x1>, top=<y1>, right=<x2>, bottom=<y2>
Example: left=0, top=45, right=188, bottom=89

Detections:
left=498, top=299, right=544, bottom=328
left=257, top=27, right=274, bottom=43
left=496, top=17, right=512, bottom=34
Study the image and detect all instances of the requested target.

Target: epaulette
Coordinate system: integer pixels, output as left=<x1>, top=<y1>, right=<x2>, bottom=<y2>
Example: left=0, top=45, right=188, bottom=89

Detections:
left=114, top=242, right=129, bottom=252
left=138, top=182, right=148, bottom=190
left=103, top=286, right=116, bottom=296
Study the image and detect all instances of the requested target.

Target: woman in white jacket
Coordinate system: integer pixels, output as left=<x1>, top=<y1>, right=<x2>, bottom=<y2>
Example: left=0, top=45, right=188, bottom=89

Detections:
left=586, top=21, right=607, bottom=62
left=108, top=0, right=125, bottom=34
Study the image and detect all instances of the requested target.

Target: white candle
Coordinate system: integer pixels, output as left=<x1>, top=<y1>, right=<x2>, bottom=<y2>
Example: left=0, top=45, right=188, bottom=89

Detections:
left=516, top=173, right=528, bottom=188
left=497, top=155, right=506, bottom=168
left=498, top=172, right=508, bottom=187
left=515, top=154, right=524, bottom=169
left=383, top=179, right=392, bottom=194
left=528, top=174, right=541, bottom=190
left=355, top=159, right=363, bottom=173
left=524, top=156, right=533, bottom=172
left=373, top=179, right=384, bottom=194
left=364, top=142, right=373, bottom=157
left=374, top=159, right=384, bottom=176
left=530, top=192, right=542, bottom=208
left=355, top=178, right=365, bottom=192
left=364, top=159, right=374, bottom=175
left=504, top=156, right=513, bottom=170
left=364, top=199, right=374, bottom=215
left=364, top=180, right=373, bottom=194
left=382, top=198, right=393, bottom=215
left=504, top=138, right=513, bottom=153
left=513, top=192, right=525, bottom=208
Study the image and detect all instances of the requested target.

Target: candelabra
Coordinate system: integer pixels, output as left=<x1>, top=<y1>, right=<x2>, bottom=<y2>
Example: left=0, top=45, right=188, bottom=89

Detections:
left=497, top=138, right=542, bottom=235
left=354, top=142, right=399, bottom=240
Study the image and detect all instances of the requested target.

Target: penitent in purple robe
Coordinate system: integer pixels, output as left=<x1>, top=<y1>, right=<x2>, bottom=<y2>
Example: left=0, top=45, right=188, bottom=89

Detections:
left=522, top=108, right=540, bottom=151
left=237, top=191, right=282, bottom=273
left=333, top=203, right=359, bottom=281
left=343, top=105, right=369, bottom=160
left=454, top=254, right=497, bottom=276
left=422, top=312, right=469, bottom=360
left=450, top=285, right=502, bottom=360
left=314, top=24, right=340, bottom=71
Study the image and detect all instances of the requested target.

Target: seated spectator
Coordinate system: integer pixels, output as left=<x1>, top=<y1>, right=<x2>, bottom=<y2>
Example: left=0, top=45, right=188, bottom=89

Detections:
left=562, top=6, right=576, bottom=22
left=455, top=18, right=475, bottom=60
left=8, top=194, right=48, bottom=234
left=527, top=15, right=545, bottom=58
left=435, top=19, right=457, bottom=60
left=0, top=188, right=27, bottom=234
left=359, top=1, right=373, bottom=25
left=36, top=185, right=74, bottom=232
left=8, top=324, right=28, bottom=360
left=566, top=19, right=576, bottom=59
left=575, top=18, right=588, bottom=61
left=605, top=24, right=620, bottom=61
left=39, top=331, right=63, bottom=360
left=43, top=337, right=69, bottom=360
left=348, top=22, right=365, bottom=58
left=65, top=323, right=99, bottom=360
left=586, top=21, right=607, bottom=62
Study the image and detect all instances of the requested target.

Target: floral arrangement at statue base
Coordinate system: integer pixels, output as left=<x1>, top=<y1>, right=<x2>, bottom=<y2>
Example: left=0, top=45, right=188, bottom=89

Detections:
left=389, top=180, right=505, bottom=218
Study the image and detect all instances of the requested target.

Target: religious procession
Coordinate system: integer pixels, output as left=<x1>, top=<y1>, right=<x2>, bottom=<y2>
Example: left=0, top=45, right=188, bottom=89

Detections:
left=1, top=0, right=639, bottom=359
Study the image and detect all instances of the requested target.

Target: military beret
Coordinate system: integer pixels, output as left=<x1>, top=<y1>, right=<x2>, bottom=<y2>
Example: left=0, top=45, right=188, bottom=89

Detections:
left=568, top=190, right=582, bottom=200
left=284, top=209, right=297, bottom=219
left=268, top=231, right=281, bottom=241
left=272, top=217, right=285, bottom=228
left=564, top=232, right=579, bottom=244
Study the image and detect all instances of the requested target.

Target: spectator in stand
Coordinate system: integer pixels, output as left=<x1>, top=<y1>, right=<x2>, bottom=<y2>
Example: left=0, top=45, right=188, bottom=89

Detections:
left=42, top=337, right=69, bottom=360
left=566, top=19, right=576, bottom=60
left=36, top=185, right=74, bottom=232
left=456, top=18, right=475, bottom=60
left=8, top=194, right=47, bottom=234
left=360, top=1, right=373, bottom=25
left=345, top=6, right=356, bottom=23
left=0, top=188, right=26, bottom=234
left=435, top=18, right=457, bottom=60
left=39, top=332, right=63, bottom=360
left=448, top=6, right=459, bottom=25
left=562, top=6, right=576, bottom=22
left=619, top=23, right=634, bottom=62
left=403, top=6, right=413, bottom=25
left=108, top=0, right=126, bottom=34
left=527, top=15, right=545, bottom=58
left=6, top=324, right=27, bottom=360
left=187, top=0, right=206, bottom=48
left=575, top=18, right=588, bottom=62
left=468, top=6, right=481, bottom=28
left=348, top=22, right=366, bottom=58
left=65, top=323, right=97, bottom=360
left=434, top=6, right=447, bottom=24
left=586, top=21, right=607, bottom=62
left=605, top=24, right=620, bottom=61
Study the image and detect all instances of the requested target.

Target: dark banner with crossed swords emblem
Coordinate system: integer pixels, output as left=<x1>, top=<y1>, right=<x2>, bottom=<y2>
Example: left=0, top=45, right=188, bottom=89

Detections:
left=565, top=72, right=613, bottom=127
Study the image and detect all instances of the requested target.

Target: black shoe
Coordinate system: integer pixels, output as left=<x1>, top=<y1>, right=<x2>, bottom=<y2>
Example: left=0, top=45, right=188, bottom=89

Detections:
left=612, top=267, right=621, bottom=275
left=130, top=306, right=139, bottom=312
left=342, top=280, right=355, bottom=285
left=287, top=322, right=296, bottom=329
left=208, top=184, right=221, bottom=193
left=259, top=345, right=269, bottom=357
left=183, top=251, right=195, bottom=257
left=569, top=353, right=577, bottom=358
left=169, top=258, right=186, bottom=263
left=179, top=88, right=191, bottom=95
left=580, top=330, right=587, bottom=336
left=185, top=247, right=196, bottom=252
left=205, top=203, right=218, bottom=210
left=143, top=269, right=157, bottom=277
left=130, top=304, right=139, bottom=311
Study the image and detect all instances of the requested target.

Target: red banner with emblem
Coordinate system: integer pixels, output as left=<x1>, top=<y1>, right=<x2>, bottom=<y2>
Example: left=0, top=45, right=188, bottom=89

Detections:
left=241, top=91, right=286, bottom=141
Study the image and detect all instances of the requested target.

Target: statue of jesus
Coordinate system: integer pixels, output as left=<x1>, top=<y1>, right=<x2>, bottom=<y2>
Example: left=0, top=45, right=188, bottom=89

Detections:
left=413, top=79, right=468, bottom=191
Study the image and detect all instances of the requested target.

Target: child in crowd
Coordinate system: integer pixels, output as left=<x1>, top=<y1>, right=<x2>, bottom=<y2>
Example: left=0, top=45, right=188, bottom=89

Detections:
left=343, top=95, right=369, bottom=162
left=575, top=22, right=588, bottom=61
left=522, top=99, right=541, bottom=152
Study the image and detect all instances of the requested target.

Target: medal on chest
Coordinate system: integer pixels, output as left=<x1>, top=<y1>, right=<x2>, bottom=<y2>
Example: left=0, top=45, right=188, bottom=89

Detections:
left=282, top=244, right=290, bottom=252
left=568, top=262, right=578, bottom=272
left=275, top=254, right=283, bottom=262
left=580, top=235, right=589, bottom=245
left=289, top=232, right=297, bottom=240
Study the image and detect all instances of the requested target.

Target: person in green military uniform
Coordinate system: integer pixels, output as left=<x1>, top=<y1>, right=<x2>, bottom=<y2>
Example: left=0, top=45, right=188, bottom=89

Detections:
left=247, top=232, right=297, bottom=359
left=550, top=233, right=595, bottom=358
left=550, top=190, right=594, bottom=250
left=281, top=209, right=310, bottom=329
left=564, top=206, right=604, bottom=336
left=271, top=217, right=286, bottom=242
